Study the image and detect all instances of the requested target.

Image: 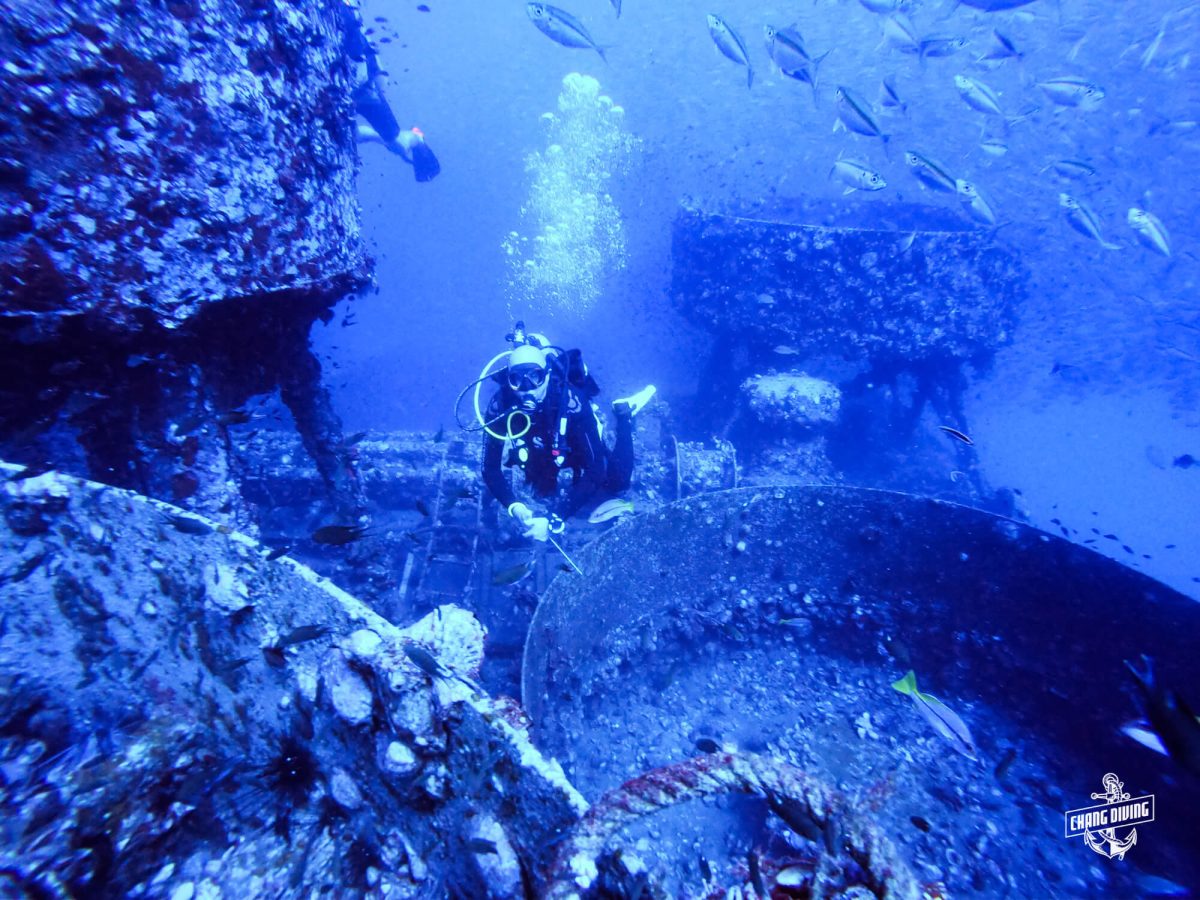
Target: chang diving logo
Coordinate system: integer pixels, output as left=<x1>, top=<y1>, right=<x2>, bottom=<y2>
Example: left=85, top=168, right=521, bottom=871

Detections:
left=1064, top=773, right=1155, bottom=860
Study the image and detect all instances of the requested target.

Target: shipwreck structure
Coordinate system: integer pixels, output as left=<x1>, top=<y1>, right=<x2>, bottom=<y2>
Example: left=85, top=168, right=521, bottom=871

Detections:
left=670, top=201, right=1029, bottom=494
left=0, top=0, right=370, bottom=526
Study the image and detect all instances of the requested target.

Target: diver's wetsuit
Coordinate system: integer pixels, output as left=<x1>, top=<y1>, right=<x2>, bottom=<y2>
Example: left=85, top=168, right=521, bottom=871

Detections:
left=340, top=3, right=402, bottom=144
left=482, top=370, right=633, bottom=520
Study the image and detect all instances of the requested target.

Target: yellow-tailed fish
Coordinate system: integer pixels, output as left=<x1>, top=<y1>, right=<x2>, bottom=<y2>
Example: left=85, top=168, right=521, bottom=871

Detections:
left=588, top=497, right=635, bottom=524
left=892, top=669, right=978, bottom=760
left=1127, top=208, right=1171, bottom=257
left=831, top=158, right=887, bottom=194
left=1059, top=193, right=1120, bottom=250
left=956, top=179, right=997, bottom=226
left=707, top=14, right=754, bottom=89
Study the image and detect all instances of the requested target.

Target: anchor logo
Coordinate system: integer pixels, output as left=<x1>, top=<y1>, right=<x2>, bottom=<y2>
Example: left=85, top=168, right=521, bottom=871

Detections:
left=1064, top=772, right=1155, bottom=861
left=1083, top=774, right=1137, bottom=860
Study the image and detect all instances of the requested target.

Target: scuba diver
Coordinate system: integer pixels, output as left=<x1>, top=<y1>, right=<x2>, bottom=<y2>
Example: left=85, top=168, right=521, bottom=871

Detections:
left=463, top=323, right=655, bottom=543
left=339, top=0, right=440, bottom=182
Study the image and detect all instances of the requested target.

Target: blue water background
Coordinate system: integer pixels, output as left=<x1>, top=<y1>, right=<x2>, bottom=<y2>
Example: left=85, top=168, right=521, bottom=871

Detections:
left=313, top=0, right=1200, bottom=599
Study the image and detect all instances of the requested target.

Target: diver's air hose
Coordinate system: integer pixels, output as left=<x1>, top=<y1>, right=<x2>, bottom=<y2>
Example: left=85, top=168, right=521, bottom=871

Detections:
left=472, top=350, right=533, bottom=442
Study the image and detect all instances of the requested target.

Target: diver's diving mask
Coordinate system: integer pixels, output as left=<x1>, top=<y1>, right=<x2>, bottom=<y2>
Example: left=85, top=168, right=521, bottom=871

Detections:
left=508, top=365, right=549, bottom=409
left=507, top=364, right=547, bottom=393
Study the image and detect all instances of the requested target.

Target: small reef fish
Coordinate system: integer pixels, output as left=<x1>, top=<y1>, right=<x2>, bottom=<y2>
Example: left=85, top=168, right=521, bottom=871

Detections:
left=938, top=425, right=974, bottom=446
left=1123, top=657, right=1200, bottom=777
left=277, top=624, right=330, bottom=648
left=878, top=76, right=906, bottom=113
left=978, top=29, right=1022, bottom=62
left=764, top=25, right=829, bottom=101
left=492, top=560, right=535, bottom=586
left=774, top=345, right=801, bottom=355
left=1041, top=158, right=1095, bottom=180
left=955, top=179, right=997, bottom=227
left=1124, top=655, right=1200, bottom=778
left=834, top=87, right=890, bottom=149
left=608, top=0, right=621, bottom=17
left=404, top=643, right=450, bottom=679
left=904, top=152, right=957, bottom=193
left=707, top=14, right=753, bottom=88
left=993, top=746, right=1018, bottom=779
left=1139, top=12, right=1171, bottom=70
left=526, top=3, right=607, bottom=62
left=1038, top=76, right=1105, bottom=110
left=879, top=14, right=921, bottom=55
left=831, top=158, right=887, bottom=193
left=167, top=513, right=214, bottom=536
left=858, top=0, right=899, bottom=12
left=588, top=497, right=635, bottom=524
left=1059, top=194, right=1120, bottom=249
left=1127, top=208, right=1171, bottom=257
left=311, top=523, right=370, bottom=545
left=892, top=669, right=978, bottom=760
left=920, top=35, right=968, bottom=62
left=954, top=75, right=1005, bottom=118
left=979, top=138, right=1008, bottom=157
left=957, top=0, right=1037, bottom=9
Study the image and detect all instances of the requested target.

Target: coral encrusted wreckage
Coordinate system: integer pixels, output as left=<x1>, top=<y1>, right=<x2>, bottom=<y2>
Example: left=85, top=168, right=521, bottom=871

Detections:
left=0, top=464, right=586, bottom=897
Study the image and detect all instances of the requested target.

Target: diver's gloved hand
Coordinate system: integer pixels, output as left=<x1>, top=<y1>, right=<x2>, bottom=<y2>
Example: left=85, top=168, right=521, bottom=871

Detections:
left=507, top=502, right=535, bottom=527
left=523, top=513, right=565, bottom=543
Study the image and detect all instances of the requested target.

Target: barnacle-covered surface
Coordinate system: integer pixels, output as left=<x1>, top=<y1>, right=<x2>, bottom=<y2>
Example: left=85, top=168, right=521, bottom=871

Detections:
left=524, top=486, right=1200, bottom=896
left=671, top=202, right=1026, bottom=365
left=0, top=461, right=583, bottom=898
left=0, top=0, right=368, bottom=331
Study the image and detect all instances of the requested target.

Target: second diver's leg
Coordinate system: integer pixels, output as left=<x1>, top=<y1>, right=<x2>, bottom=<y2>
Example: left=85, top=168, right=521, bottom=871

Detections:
left=604, top=413, right=634, bottom=494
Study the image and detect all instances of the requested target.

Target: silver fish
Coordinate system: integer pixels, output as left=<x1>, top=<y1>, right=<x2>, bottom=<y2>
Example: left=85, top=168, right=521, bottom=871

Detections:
left=1059, top=193, right=1120, bottom=249
left=878, top=76, right=906, bottom=112
left=764, top=26, right=829, bottom=101
left=879, top=13, right=921, bottom=54
left=979, top=138, right=1008, bottom=157
left=831, top=158, right=887, bottom=193
left=893, top=670, right=977, bottom=760
left=527, top=3, right=606, bottom=61
left=956, top=179, right=997, bottom=226
left=609, top=0, right=621, bottom=17
left=958, top=0, right=1037, bottom=9
left=1127, top=208, right=1171, bottom=257
left=834, top=87, right=890, bottom=149
left=904, top=152, right=956, bottom=193
left=1140, top=13, right=1170, bottom=70
left=588, top=497, right=635, bottom=524
left=1041, top=158, right=1096, bottom=179
left=858, top=0, right=899, bottom=12
left=1038, top=76, right=1105, bottom=110
left=978, top=29, right=1022, bottom=62
left=954, top=74, right=1005, bottom=117
left=920, top=35, right=967, bottom=61
left=707, top=14, right=754, bottom=89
